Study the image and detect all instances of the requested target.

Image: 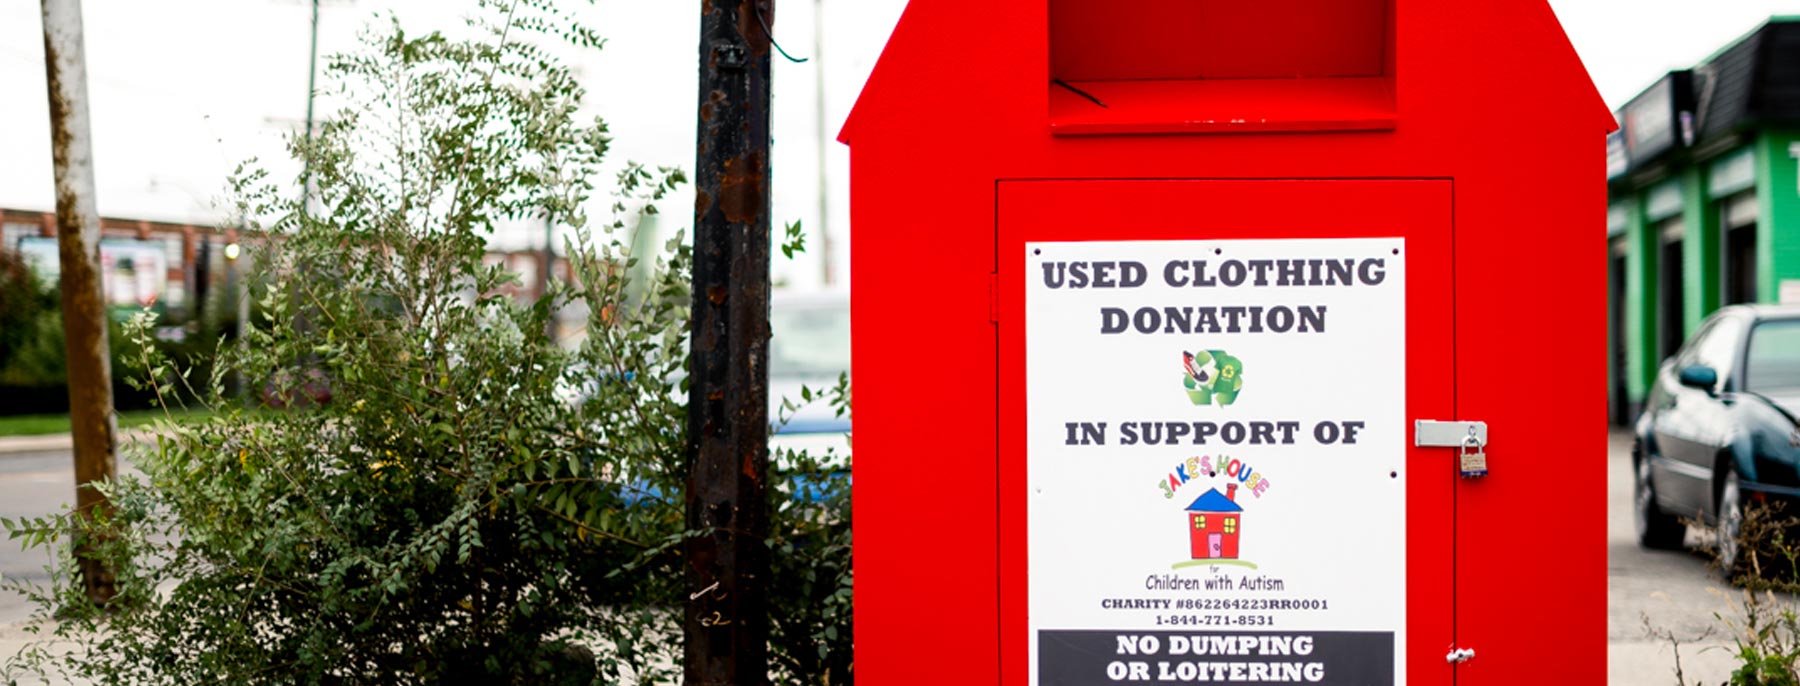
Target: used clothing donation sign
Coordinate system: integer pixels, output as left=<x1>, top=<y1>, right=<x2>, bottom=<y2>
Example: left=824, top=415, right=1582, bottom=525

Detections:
left=1026, top=237, right=1408, bottom=685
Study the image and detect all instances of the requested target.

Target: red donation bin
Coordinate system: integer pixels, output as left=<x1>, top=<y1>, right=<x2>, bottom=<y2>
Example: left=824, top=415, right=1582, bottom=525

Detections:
left=842, top=1, right=1614, bottom=684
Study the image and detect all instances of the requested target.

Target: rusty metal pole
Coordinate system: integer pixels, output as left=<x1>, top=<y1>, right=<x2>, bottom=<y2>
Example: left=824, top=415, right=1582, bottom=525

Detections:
left=40, top=0, right=117, bottom=605
left=685, top=0, right=773, bottom=683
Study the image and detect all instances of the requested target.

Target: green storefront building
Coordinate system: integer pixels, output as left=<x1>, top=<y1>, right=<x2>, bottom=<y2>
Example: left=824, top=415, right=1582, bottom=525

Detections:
left=1609, top=17, right=1800, bottom=424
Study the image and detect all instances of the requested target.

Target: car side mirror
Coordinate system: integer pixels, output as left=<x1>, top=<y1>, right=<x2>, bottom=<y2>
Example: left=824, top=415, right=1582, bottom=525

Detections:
left=1678, top=365, right=1719, bottom=393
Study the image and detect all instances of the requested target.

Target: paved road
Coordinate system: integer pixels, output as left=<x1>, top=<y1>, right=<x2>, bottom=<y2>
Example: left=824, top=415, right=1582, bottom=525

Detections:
left=0, top=451, right=78, bottom=626
left=0, top=450, right=85, bottom=686
left=1608, top=428, right=1748, bottom=685
left=0, top=448, right=149, bottom=685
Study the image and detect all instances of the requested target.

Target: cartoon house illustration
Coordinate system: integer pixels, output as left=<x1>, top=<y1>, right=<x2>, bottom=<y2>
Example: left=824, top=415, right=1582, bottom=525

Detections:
left=1186, top=484, right=1243, bottom=560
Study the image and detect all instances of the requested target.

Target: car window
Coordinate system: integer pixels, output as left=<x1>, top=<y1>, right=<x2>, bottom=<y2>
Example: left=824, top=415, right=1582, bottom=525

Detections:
left=1690, top=316, right=1744, bottom=389
left=1746, top=319, right=1800, bottom=393
left=1674, top=320, right=1715, bottom=368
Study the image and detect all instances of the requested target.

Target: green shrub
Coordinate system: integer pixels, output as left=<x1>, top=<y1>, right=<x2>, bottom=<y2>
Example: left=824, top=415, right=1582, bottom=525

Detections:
left=1692, top=502, right=1800, bottom=685
left=768, top=377, right=854, bottom=684
left=1712, top=587, right=1800, bottom=686
left=1, top=2, right=850, bottom=684
left=0, top=275, right=223, bottom=415
left=0, top=250, right=53, bottom=374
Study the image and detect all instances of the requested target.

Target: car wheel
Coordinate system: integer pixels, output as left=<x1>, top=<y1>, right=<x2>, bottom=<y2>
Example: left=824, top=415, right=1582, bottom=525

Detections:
left=1635, top=457, right=1685, bottom=550
left=1717, top=469, right=1746, bottom=573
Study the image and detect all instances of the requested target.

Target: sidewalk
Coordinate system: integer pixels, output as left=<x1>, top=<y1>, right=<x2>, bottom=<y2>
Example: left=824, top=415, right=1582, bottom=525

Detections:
left=0, top=430, right=133, bottom=680
left=0, top=434, right=71, bottom=456
left=0, top=621, right=81, bottom=686
left=0, top=430, right=163, bottom=457
left=1606, top=427, right=1756, bottom=685
left=1, top=428, right=143, bottom=682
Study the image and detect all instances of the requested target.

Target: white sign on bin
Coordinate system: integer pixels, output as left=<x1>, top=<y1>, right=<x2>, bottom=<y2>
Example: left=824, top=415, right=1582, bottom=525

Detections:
left=1025, top=238, right=1408, bottom=686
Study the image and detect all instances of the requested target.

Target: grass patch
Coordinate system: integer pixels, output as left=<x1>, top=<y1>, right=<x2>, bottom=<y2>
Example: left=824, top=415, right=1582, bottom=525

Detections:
left=0, top=408, right=209, bottom=437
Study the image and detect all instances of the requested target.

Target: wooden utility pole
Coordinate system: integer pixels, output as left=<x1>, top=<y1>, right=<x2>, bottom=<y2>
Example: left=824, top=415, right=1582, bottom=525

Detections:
left=40, top=0, right=117, bottom=605
left=685, top=0, right=774, bottom=683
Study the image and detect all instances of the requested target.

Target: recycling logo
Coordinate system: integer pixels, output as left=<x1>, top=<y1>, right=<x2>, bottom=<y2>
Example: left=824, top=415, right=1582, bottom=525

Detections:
left=1181, top=349, right=1244, bottom=406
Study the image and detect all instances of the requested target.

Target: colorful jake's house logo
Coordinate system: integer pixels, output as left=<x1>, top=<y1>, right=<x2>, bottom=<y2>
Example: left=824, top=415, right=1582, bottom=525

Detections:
left=1182, top=350, right=1244, bottom=406
left=1186, top=484, right=1244, bottom=562
left=1164, top=457, right=1267, bottom=570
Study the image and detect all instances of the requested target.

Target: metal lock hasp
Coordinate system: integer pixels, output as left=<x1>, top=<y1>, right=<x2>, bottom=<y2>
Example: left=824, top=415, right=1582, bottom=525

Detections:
left=1416, top=420, right=1490, bottom=479
left=1459, top=434, right=1488, bottom=479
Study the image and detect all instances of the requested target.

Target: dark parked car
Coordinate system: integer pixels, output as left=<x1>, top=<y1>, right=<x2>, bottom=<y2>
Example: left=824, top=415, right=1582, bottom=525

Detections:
left=1635, top=305, right=1800, bottom=568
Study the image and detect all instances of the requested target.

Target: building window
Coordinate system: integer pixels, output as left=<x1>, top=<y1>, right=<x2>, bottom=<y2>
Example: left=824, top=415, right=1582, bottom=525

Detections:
left=1723, top=192, right=1758, bottom=305
left=1659, top=219, right=1686, bottom=363
left=1611, top=236, right=1630, bottom=424
left=1223, top=517, right=1237, bottom=534
left=1194, top=516, right=1206, bottom=529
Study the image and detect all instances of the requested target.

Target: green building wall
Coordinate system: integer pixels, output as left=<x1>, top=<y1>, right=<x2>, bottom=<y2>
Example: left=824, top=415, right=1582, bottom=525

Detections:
left=1623, top=195, right=1656, bottom=404
left=1681, top=165, right=1719, bottom=333
left=1757, top=130, right=1800, bottom=303
left=1613, top=128, right=1800, bottom=416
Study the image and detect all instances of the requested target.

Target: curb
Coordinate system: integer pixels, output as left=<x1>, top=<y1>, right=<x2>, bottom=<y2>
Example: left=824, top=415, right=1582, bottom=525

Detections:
left=0, top=431, right=159, bottom=457
left=0, top=434, right=72, bottom=455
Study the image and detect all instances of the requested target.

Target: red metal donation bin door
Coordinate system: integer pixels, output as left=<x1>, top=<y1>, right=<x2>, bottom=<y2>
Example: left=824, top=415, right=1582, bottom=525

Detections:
left=998, top=179, right=1454, bottom=686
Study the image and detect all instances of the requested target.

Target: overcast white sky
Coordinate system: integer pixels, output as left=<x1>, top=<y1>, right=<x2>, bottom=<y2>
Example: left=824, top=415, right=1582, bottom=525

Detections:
left=1549, top=0, right=1800, bottom=107
left=2, top=1, right=1797, bottom=290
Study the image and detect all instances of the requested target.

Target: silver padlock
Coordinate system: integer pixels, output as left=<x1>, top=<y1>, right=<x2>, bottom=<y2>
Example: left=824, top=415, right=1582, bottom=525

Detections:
left=1459, top=434, right=1487, bottom=479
